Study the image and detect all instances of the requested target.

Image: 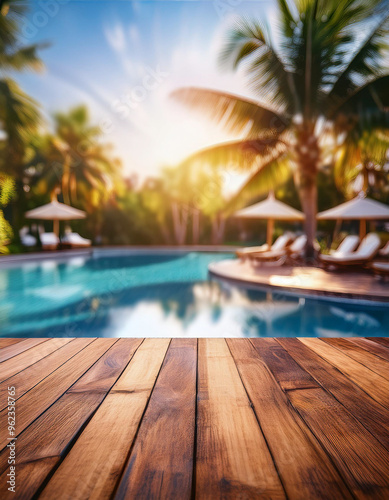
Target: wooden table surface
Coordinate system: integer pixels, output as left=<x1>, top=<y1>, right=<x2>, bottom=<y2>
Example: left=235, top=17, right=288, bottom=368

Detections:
left=0, top=337, right=388, bottom=499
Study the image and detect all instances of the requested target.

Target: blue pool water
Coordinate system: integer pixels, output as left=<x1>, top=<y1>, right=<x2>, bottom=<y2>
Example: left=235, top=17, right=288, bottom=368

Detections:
left=0, top=252, right=388, bottom=337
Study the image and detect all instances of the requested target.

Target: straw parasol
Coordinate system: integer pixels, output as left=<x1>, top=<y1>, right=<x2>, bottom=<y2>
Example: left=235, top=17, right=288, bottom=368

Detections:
left=234, top=192, right=305, bottom=246
left=25, top=194, right=86, bottom=236
left=317, top=192, right=389, bottom=238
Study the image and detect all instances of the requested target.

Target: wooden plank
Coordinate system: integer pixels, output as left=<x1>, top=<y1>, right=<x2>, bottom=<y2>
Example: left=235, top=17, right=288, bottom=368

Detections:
left=227, top=339, right=352, bottom=499
left=0, top=338, right=73, bottom=382
left=288, top=387, right=389, bottom=499
left=0, top=338, right=116, bottom=450
left=322, top=338, right=389, bottom=380
left=250, top=338, right=320, bottom=390
left=0, top=339, right=143, bottom=500
left=0, top=338, right=48, bottom=362
left=369, top=337, right=389, bottom=349
left=299, top=338, right=389, bottom=409
left=115, top=339, right=197, bottom=499
left=278, top=338, right=389, bottom=451
left=348, top=338, right=389, bottom=362
left=0, top=338, right=94, bottom=412
left=39, top=339, right=170, bottom=500
left=0, top=339, right=24, bottom=349
left=196, top=339, right=285, bottom=499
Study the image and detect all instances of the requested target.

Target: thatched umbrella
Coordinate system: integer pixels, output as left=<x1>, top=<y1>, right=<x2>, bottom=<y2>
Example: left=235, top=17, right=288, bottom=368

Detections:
left=234, top=192, right=305, bottom=246
left=317, top=193, right=389, bottom=238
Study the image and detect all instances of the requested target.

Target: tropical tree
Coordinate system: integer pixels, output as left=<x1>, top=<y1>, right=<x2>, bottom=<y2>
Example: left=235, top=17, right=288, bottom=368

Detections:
left=172, top=0, right=389, bottom=256
left=0, top=172, right=15, bottom=253
left=30, top=106, right=122, bottom=212
left=0, top=0, right=44, bottom=225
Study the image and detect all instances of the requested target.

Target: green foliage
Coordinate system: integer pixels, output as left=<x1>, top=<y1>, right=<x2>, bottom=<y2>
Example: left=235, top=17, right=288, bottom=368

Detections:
left=0, top=173, right=15, bottom=253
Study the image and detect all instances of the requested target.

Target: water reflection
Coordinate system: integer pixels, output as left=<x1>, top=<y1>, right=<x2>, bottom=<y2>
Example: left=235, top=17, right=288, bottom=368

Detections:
left=0, top=253, right=387, bottom=337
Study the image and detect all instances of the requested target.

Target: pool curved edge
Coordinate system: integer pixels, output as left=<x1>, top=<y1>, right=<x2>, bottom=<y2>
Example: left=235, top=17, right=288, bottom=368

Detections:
left=209, top=259, right=389, bottom=305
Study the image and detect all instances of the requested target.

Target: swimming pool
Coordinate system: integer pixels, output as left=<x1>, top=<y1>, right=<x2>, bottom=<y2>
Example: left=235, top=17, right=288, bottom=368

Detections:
left=0, top=251, right=387, bottom=337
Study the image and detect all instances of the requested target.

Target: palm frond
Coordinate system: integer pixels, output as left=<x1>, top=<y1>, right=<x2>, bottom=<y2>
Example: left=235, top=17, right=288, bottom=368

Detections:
left=171, top=87, right=288, bottom=137
left=179, top=137, right=287, bottom=174
left=327, top=13, right=389, bottom=106
left=224, top=153, right=292, bottom=214
left=219, top=18, right=299, bottom=112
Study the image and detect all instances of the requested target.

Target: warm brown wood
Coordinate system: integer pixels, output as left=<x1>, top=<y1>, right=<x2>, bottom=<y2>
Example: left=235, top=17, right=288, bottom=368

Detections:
left=0, top=339, right=24, bottom=349
left=0, top=338, right=94, bottom=411
left=196, top=338, right=285, bottom=499
left=227, top=339, right=352, bottom=499
left=277, top=338, right=389, bottom=450
left=299, top=338, right=389, bottom=409
left=40, top=339, right=170, bottom=500
left=0, top=338, right=116, bottom=450
left=0, top=338, right=72, bottom=382
left=322, top=337, right=389, bottom=380
left=0, top=338, right=48, bottom=362
left=250, top=337, right=320, bottom=390
left=0, top=339, right=143, bottom=500
left=278, top=338, right=389, bottom=451
left=0, top=337, right=388, bottom=500
left=369, top=337, right=389, bottom=348
left=288, top=387, right=389, bottom=499
left=348, top=337, right=389, bottom=362
left=115, top=339, right=197, bottom=499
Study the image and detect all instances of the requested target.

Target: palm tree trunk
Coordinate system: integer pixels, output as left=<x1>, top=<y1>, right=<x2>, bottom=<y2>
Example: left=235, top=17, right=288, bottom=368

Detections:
left=171, top=202, right=188, bottom=245
left=192, top=208, right=200, bottom=245
left=299, top=182, right=317, bottom=259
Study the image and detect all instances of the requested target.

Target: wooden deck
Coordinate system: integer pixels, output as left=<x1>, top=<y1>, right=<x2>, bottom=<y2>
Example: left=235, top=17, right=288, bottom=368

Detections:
left=0, top=337, right=389, bottom=499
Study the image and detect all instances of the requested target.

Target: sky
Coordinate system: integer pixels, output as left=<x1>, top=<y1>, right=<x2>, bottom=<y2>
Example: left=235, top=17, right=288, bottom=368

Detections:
left=12, top=0, right=274, bottom=187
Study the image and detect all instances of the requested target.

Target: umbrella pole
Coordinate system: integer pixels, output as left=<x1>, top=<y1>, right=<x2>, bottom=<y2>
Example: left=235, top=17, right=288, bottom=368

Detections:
left=267, top=219, right=274, bottom=248
left=359, top=219, right=366, bottom=239
left=53, top=219, right=59, bottom=236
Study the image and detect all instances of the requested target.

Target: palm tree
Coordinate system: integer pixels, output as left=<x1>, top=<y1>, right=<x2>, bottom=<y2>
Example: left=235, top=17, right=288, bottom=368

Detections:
left=0, top=0, right=44, bottom=225
left=172, top=0, right=389, bottom=257
left=30, top=106, right=122, bottom=212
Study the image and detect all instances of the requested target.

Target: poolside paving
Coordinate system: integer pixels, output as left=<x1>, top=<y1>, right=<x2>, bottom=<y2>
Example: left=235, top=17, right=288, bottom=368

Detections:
left=0, top=337, right=388, bottom=499
left=209, top=260, right=389, bottom=301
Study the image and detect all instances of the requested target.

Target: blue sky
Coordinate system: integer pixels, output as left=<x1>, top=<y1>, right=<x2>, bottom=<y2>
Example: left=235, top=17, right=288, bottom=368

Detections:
left=13, top=0, right=273, bottom=183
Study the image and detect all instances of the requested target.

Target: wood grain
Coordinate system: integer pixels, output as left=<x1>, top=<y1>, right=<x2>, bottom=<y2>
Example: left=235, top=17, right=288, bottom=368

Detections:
left=0, top=338, right=72, bottom=382
left=0, top=338, right=115, bottom=450
left=288, top=387, right=389, bottom=499
left=115, top=339, right=197, bottom=499
left=348, top=338, right=389, bottom=362
left=0, top=339, right=143, bottom=500
left=299, top=338, right=389, bottom=408
left=227, top=339, right=351, bottom=499
left=0, top=338, right=48, bottom=362
left=322, top=337, right=389, bottom=380
left=0, top=338, right=93, bottom=411
left=40, top=339, right=169, bottom=500
left=278, top=338, right=389, bottom=451
left=196, top=338, right=285, bottom=499
left=250, top=338, right=320, bottom=390
left=0, top=339, right=24, bottom=349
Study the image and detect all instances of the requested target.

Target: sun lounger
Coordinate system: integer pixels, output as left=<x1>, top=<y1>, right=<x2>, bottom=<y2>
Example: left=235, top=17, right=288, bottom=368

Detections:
left=329, top=235, right=360, bottom=256
left=250, top=235, right=307, bottom=264
left=19, top=227, right=37, bottom=247
left=319, top=233, right=381, bottom=267
left=370, top=262, right=389, bottom=280
left=40, top=232, right=60, bottom=250
left=236, top=234, right=294, bottom=260
left=61, top=232, right=91, bottom=248
left=378, top=241, right=389, bottom=257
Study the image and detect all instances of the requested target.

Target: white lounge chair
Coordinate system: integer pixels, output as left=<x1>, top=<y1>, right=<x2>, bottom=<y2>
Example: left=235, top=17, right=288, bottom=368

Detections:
left=378, top=241, right=389, bottom=257
left=250, top=235, right=307, bottom=264
left=236, top=233, right=294, bottom=260
left=320, top=233, right=381, bottom=267
left=370, top=262, right=389, bottom=280
left=61, top=232, right=91, bottom=248
left=19, top=227, right=37, bottom=247
left=329, top=235, right=360, bottom=257
left=40, top=232, right=60, bottom=250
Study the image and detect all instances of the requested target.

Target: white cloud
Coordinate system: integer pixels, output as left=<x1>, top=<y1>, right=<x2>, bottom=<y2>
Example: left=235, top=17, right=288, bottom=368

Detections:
left=104, top=22, right=126, bottom=53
